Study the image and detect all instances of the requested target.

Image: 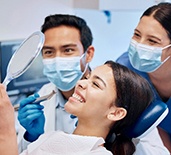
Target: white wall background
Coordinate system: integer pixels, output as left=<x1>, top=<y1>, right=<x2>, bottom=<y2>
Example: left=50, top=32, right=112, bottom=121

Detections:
left=74, top=9, right=142, bottom=68
left=0, top=0, right=73, bottom=41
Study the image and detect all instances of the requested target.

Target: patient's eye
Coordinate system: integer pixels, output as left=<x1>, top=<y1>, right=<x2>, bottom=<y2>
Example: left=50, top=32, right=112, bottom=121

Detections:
left=84, top=73, right=90, bottom=80
left=92, top=81, right=100, bottom=88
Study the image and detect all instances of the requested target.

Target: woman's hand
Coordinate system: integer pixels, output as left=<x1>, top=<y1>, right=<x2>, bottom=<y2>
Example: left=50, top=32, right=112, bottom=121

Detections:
left=0, top=84, right=18, bottom=155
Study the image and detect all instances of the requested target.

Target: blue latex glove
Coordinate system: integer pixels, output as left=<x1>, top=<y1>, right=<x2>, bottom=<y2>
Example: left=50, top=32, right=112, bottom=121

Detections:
left=70, top=114, right=77, bottom=119
left=70, top=114, right=78, bottom=126
left=18, top=93, right=45, bottom=142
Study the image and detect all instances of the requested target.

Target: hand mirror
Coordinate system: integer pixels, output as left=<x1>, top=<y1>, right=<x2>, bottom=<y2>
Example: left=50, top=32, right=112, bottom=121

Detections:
left=3, top=31, right=45, bottom=87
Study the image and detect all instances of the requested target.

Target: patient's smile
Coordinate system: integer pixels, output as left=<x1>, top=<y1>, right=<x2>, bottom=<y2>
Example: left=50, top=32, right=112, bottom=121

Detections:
left=72, top=93, right=85, bottom=103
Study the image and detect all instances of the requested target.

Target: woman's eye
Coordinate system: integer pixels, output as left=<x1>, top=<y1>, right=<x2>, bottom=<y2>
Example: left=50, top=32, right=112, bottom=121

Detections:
left=134, top=33, right=139, bottom=36
left=148, top=39, right=158, bottom=45
left=92, top=82, right=100, bottom=88
left=84, top=74, right=90, bottom=80
left=84, top=76, right=88, bottom=80
left=133, top=32, right=141, bottom=39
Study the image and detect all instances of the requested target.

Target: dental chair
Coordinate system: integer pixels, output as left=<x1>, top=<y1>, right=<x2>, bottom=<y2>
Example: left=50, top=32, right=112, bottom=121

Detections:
left=124, top=100, right=169, bottom=139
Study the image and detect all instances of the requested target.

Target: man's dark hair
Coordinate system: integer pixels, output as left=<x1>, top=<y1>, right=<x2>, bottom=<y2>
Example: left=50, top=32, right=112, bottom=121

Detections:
left=41, top=14, right=93, bottom=51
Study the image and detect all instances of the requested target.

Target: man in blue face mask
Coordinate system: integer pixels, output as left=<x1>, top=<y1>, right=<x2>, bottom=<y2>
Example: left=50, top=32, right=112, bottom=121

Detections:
left=116, top=2, right=171, bottom=154
left=17, top=14, right=95, bottom=152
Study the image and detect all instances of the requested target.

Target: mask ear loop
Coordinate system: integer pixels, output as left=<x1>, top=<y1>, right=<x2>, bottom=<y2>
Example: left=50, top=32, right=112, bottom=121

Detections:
left=163, top=44, right=171, bottom=50
left=161, top=44, right=171, bottom=63
left=80, top=51, right=89, bottom=74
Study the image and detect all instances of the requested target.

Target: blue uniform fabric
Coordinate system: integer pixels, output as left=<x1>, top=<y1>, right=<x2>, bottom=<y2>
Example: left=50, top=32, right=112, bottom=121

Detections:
left=116, top=51, right=171, bottom=135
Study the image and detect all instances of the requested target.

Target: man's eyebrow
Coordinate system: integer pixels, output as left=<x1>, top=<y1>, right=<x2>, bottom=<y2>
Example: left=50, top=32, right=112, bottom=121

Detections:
left=42, top=44, right=78, bottom=50
left=93, top=75, right=106, bottom=87
left=62, top=43, right=77, bottom=48
left=42, top=46, right=55, bottom=50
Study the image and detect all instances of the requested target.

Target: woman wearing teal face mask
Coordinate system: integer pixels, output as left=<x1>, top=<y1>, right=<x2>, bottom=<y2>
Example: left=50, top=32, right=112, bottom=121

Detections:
left=128, top=39, right=171, bottom=72
left=116, top=2, right=171, bottom=153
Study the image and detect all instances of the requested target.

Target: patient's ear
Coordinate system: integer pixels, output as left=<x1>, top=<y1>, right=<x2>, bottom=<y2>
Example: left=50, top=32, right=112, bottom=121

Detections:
left=107, top=107, right=127, bottom=121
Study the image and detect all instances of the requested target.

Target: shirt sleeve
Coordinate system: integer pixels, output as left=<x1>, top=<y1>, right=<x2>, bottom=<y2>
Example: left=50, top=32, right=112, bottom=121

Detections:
left=133, top=128, right=170, bottom=155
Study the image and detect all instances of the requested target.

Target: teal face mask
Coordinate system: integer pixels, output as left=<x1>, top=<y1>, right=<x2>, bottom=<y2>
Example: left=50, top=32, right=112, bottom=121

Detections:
left=43, top=53, right=88, bottom=91
left=128, top=39, right=171, bottom=72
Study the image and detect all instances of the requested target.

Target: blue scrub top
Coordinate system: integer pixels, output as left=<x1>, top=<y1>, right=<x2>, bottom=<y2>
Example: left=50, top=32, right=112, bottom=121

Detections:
left=116, top=51, right=171, bottom=135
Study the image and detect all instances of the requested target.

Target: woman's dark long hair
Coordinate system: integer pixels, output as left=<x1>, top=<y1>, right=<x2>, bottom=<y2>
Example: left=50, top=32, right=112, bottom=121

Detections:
left=104, top=61, right=154, bottom=155
left=141, top=2, right=171, bottom=41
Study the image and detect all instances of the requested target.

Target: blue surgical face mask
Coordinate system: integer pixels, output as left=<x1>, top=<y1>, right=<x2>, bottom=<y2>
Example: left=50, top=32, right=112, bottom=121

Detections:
left=42, top=53, right=88, bottom=91
left=128, top=39, right=171, bottom=72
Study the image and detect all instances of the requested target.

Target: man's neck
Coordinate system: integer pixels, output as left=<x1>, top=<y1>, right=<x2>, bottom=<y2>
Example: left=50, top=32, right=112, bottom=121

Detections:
left=61, top=88, right=75, bottom=100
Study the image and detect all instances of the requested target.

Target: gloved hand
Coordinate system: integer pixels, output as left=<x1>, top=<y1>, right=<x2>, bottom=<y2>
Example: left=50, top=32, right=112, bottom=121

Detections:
left=70, top=114, right=78, bottom=126
left=18, top=93, right=45, bottom=142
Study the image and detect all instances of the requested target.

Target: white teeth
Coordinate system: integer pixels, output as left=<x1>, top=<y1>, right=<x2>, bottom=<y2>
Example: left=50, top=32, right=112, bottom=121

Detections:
left=72, top=93, right=84, bottom=102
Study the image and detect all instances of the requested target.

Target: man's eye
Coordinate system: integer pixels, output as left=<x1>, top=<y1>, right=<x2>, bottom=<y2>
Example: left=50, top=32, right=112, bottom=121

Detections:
left=42, top=50, right=53, bottom=55
left=44, top=51, right=51, bottom=55
left=64, top=48, right=73, bottom=53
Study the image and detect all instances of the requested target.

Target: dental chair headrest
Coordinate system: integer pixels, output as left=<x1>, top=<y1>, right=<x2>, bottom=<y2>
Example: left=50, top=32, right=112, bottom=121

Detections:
left=124, top=100, right=168, bottom=139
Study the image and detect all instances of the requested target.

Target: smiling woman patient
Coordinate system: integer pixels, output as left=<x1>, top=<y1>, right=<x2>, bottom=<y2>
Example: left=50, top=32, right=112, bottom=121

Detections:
left=0, top=61, right=153, bottom=155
